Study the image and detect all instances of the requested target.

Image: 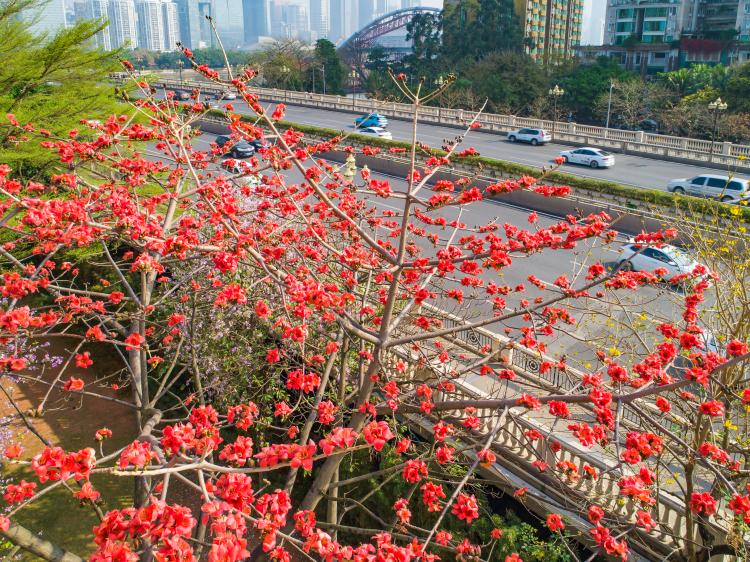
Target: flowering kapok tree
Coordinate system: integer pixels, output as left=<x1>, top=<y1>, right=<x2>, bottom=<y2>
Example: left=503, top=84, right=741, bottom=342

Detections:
left=0, top=50, right=749, bottom=562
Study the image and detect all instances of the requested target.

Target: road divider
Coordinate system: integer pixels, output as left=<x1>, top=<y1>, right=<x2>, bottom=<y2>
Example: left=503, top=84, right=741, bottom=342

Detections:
left=198, top=112, right=750, bottom=233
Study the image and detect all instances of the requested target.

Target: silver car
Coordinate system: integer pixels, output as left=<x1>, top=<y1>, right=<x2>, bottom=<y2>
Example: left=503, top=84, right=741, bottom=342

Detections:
left=617, top=242, right=703, bottom=281
left=667, top=174, right=749, bottom=203
left=506, top=128, right=552, bottom=146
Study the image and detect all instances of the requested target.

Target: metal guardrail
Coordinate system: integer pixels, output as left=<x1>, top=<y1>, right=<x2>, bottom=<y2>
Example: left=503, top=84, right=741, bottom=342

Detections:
left=153, top=77, right=750, bottom=171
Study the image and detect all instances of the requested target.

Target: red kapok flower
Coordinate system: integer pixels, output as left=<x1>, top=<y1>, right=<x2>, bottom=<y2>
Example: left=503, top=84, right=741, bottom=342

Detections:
left=546, top=513, right=565, bottom=532
left=451, top=493, right=479, bottom=523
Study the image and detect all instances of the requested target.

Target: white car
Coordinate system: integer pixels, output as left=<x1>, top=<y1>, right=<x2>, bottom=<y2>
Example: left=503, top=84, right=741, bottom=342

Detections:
left=667, top=174, right=749, bottom=203
left=357, top=127, right=392, bottom=140
left=617, top=242, right=703, bottom=281
left=215, top=91, right=237, bottom=100
left=559, top=147, right=615, bottom=168
left=506, top=128, right=552, bottom=146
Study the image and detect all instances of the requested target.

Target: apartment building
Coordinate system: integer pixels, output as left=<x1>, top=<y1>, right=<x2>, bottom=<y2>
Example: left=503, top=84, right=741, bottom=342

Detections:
left=517, top=0, right=585, bottom=62
left=605, top=0, right=750, bottom=45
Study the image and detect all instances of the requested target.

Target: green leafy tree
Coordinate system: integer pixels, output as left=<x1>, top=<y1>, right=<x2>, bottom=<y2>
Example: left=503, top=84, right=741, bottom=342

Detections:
left=473, top=0, right=523, bottom=56
left=463, top=51, right=547, bottom=114
left=658, top=64, right=729, bottom=98
left=555, top=57, right=633, bottom=122
left=441, top=0, right=522, bottom=62
left=314, top=38, right=345, bottom=95
left=0, top=0, right=121, bottom=178
left=126, top=48, right=249, bottom=70
left=403, top=11, right=442, bottom=79
left=441, top=0, right=480, bottom=63
left=593, top=77, right=669, bottom=129
left=723, top=61, right=750, bottom=113
left=247, top=39, right=309, bottom=91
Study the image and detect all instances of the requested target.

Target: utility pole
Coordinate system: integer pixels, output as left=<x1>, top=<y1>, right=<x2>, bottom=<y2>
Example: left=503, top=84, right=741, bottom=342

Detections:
left=605, top=80, right=615, bottom=138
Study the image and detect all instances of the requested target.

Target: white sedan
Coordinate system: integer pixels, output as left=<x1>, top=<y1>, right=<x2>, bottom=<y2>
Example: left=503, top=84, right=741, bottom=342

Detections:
left=357, top=126, right=392, bottom=140
left=617, top=242, right=703, bottom=281
left=559, top=147, right=615, bottom=168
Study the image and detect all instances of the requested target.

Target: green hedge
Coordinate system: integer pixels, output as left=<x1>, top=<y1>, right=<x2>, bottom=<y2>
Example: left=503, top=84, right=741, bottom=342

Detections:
left=204, top=109, right=750, bottom=223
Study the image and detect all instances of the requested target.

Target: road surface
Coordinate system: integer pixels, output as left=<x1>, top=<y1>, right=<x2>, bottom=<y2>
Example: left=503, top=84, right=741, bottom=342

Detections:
left=223, top=98, right=744, bottom=193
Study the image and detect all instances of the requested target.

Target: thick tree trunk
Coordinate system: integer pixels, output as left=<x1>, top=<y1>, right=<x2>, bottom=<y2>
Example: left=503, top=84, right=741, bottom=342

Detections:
left=2, top=522, right=83, bottom=562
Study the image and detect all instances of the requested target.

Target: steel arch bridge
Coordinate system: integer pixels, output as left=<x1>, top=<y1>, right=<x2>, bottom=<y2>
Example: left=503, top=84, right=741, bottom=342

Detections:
left=338, top=7, right=441, bottom=78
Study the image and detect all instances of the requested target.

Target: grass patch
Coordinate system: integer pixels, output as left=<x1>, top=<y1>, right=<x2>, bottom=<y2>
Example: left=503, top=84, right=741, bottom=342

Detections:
left=1, top=465, right=132, bottom=560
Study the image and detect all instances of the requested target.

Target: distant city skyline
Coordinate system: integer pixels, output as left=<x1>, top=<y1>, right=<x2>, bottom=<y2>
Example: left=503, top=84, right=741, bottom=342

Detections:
left=54, top=0, right=605, bottom=51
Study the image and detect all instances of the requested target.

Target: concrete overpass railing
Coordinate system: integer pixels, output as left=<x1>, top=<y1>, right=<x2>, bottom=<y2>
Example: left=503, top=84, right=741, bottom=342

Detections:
left=396, top=301, right=735, bottom=560
left=155, top=78, right=750, bottom=172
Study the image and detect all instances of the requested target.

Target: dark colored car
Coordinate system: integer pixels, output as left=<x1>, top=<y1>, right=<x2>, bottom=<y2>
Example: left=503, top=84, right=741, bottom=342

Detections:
left=169, top=90, right=190, bottom=101
left=216, top=135, right=255, bottom=158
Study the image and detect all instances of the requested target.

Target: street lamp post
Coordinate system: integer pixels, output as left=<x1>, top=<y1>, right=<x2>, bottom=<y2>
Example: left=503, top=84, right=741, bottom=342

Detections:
left=321, top=64, right=326, bottom=95
left=708, top=97, right=727, bottom=162
left=177, top=60, right=184, bottom=83
left=548, top=84, right=564, bottom=141
left=605, top=80, right=615, bottom=138
left=349, top=69, right=357, bottom=109
left=435, top=75, right=444, bottom=121
left=281, top=65, right=290, bottom=102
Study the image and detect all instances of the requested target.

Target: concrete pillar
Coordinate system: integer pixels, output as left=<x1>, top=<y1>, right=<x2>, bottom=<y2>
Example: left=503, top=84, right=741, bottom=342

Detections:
left=636, top=131, right=645, bottom=144
left=722, top=141, right=732, bottom=155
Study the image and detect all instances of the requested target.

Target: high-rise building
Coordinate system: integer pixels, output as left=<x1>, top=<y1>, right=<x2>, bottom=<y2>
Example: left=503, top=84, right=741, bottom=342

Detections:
left=738, top=0, right=750, bottom=41
left=174, top=0, right=201, bottom=47
left=699, top=0, right=748, bottom=35
left=375, top=0, right=399, bottom=17
left=23, top=0, right=67, bottom=35
left=329, top=0, right=359, bottom=41
left=512, top=0, right=584, bottom=62
left=73, top=0, right=113, bottom=49
left=603, top=0, right=750, bottom=46
left=137, top=0, right=166, bottom=50
left=162, top=0, right=180, bottom=50
left=444, top=0, right=583, bottom=62
left=242, top=0, right=270, bottom=45
left=285, top=3, right=308, bottom=39
left=358, top=0, right=375, bottom=28
left=310, top=0, right=330, bottom=38
left=109, top=0, right=139, bottom=48
left=197, top=0, right=215, bottom=47
left=604, top=0, right=698, bottom=45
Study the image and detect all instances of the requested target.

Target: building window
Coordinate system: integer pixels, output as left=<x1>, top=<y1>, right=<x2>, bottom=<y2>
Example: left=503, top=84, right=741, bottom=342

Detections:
left=643, top=20, right=666, bottom=31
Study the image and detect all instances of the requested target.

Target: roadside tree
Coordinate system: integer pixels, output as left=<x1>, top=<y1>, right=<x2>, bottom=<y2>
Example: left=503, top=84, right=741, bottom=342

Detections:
left=0, top=50, right=748, bottom=562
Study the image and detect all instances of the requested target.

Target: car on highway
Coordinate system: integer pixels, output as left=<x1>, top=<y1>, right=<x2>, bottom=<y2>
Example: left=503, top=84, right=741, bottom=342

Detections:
left=356, top=126, right=392, bottom=140
left=506, top=128, right=551, bottom=146
left=355, top=113, right=388, bottom=128
left=215, top=91, right=237, bottom=100
left=559, top=147, right=615, bottom=168
left=617, top=242, right=703, bottom=281
left=168, top=90, right=190, bottom=101
left=666, top=174, right=750, bottom=203
left=216, top=135, right=255, bottom=158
